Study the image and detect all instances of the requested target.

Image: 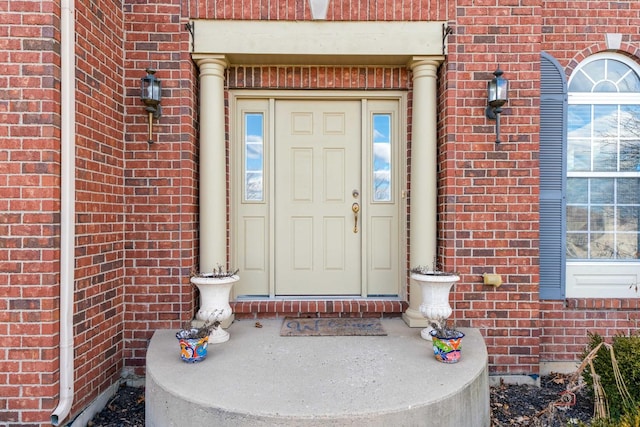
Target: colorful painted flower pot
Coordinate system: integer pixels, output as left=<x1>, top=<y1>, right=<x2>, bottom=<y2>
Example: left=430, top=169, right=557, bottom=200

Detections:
left=429, top=330, right=465, bottom=363
left=176, top=329, right=209, bottom=363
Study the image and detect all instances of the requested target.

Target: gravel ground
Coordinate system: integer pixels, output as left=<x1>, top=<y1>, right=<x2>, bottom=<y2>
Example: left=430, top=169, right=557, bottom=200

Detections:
left=89, top=373, right=594, bottom=426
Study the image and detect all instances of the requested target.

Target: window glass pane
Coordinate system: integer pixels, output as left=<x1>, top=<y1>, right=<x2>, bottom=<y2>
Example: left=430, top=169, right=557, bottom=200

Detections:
left=593, top=81, right=618, bottom=92
left=582, top=61, right=605, bottom=85
left=618, top=71, right=640, bottom=92
left=590, top=206, right=614, bottom=231
left=618, top=207, right=640, bottom=231
left=617, top=207, right=640, bottom=259
left=567, top=139, right=591, bottom=171
left=607, top=60, right=629, bottom=83
left=592, top=139, right=617, bottom=171
left=567, top=206, right=587, bottom=231
left=590, top=178, right=614, bottom=204
left=619, top=140, right=640, bottom=171
left=244, top=113, right=264, bottom=201
left=590, top=233, right=614, bottom=258
left=568, top=71, right=593, bottom=92
left=618, top=178, right=640, bottom=204
left=373, top=114, right=391, bottom=202
left=616, top=233, right=640, bottom=259
left=567, top=178, right=588, bottom=204
left=568, top=105, right=592, bottom=138
left=607, top=59, right=640, bottom=92
left=593, top=105, right=617, bottom=137
left=568, top=105, right=593, bottom=171
left=620, top=106, right=640, bottom=138
left=567, top=233, right=588, bottom=259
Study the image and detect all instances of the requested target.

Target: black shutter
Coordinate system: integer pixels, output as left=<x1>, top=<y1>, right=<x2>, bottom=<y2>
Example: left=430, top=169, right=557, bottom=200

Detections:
left=539, top=52, right=567, bottom=300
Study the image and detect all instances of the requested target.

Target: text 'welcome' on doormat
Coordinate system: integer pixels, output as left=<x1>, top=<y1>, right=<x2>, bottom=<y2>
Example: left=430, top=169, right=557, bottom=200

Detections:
left=280, top=317, right=387, bottom=337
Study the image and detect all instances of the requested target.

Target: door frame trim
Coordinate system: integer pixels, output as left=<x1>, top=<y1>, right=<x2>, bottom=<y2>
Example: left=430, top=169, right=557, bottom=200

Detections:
left=230, top=90, right=408, bottom=299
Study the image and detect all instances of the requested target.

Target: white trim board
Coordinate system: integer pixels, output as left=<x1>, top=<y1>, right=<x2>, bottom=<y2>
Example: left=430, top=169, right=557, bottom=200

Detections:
left=191, top=20, right=447, bottom=66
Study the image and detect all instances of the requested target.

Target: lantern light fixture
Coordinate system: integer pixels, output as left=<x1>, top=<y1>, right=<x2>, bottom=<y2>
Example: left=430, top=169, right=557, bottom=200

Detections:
left=485, top=67, right=508, bottom=144
left=140, top=68, right=162, bottom=144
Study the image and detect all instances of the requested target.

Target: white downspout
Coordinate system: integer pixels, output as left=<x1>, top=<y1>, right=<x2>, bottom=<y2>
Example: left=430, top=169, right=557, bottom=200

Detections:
left=51, top=0, right=75, bottom=424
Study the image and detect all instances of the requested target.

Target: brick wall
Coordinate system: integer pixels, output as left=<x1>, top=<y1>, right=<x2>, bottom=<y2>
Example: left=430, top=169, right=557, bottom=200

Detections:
left=226, top=66, right=411, bottom=90
left=0, top=0, right=62, bottom=423
left=122, top=0, right=199, bottom=375
left=541, top=300, right=640, bottom=363
left=72, top=0, right=127, bottom=417
left=443, top=1, right=543, bottom=375
left=539, top=0, right=640, bottom=365
left=1, top=0, right=133, bottom=423
left=3, top=0, right=640, bottom=423
left=191, top=0, right=448, bottom=20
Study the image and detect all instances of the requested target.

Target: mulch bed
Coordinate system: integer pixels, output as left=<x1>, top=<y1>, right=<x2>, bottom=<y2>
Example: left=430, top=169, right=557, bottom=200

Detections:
left=491, top=373, right=594, bottom=426
left=90, top=373, right=594, bottom=426
left=88, top=384, right=144, bottom=427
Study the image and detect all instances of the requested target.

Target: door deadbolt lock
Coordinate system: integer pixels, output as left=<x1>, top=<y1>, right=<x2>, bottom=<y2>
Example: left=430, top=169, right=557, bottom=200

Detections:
left=352, top=189, right=360, bottom=198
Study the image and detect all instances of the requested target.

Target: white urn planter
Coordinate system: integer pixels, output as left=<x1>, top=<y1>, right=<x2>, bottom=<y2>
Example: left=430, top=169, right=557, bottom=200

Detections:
left=411, top=272, right=460, bottom=341
left=189, top=275, right=239, bottom=344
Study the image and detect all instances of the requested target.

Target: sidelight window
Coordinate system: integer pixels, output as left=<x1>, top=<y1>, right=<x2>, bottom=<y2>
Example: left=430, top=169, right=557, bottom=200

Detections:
left=372, top=113, right=392, bottom=202
left=243, top=113, right=264, bottom=202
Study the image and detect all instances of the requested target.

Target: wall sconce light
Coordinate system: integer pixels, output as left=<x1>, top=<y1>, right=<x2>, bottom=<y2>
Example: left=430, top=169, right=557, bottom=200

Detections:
left=485, top=67, right=508, bottom=143
left=140, top=68, right=162, bottom=144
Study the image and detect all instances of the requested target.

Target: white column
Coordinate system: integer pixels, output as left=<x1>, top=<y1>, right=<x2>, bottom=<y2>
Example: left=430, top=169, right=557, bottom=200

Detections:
left=403, top=58, right=441, bottom=327
left=194, top=56, right=228, bottom=272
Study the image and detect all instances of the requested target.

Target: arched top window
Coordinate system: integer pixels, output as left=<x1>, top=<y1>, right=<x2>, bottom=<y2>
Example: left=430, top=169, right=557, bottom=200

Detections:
left=566, top=53, right=640, bottom=262
left=569, top=55, right=640, bottom=93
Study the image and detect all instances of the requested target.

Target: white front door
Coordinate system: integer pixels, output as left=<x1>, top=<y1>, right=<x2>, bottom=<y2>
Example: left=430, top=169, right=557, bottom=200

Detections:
left=275, top=100, right=362, bottom=295
left=232, top=93, right=403, bottom=298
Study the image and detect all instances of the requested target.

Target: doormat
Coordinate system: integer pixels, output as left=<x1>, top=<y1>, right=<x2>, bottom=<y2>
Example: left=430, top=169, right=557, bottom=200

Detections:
left=280, top=317, right=387, bottom=337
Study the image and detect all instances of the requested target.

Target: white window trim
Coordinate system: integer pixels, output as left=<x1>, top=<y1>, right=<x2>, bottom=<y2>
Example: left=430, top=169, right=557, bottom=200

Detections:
left=566, top=262, right=640, bottom=298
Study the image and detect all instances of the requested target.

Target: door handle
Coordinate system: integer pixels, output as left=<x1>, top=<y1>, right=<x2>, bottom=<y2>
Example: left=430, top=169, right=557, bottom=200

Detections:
left=352, top=202, right=360, bottom=233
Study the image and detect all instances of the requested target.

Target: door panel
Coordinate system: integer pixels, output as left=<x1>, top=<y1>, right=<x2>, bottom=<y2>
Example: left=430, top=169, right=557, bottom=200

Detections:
left=275, top=100, right=361, bottom=295
left=365, top=104, right=400, bottom=295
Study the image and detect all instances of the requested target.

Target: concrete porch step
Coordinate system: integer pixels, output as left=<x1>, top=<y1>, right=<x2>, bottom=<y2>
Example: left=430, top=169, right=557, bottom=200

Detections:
left=146, top=318, right=489, bottom=427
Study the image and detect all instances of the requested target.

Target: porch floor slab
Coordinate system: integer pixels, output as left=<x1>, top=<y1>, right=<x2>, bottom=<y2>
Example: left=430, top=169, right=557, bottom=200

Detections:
left=146, top=318, right=489, bottom=427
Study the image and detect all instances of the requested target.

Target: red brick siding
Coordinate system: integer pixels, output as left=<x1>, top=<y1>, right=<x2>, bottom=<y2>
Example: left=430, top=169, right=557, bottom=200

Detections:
left=72, top=0, right=127, bottom=418
left=4, top=0, right=640, bottom=424
left=1, top=0, right=130, bottom=423
left=540, top=0, right=640, bottom=365
left=227, top=66, right=410, bottom=90
left=232, top=300, right=407, bottom=320
left=442, top=3, right=543, bottom=374
left=541, top=300, right=640, bottom=363
left=0, top=0, right=62, bottom=423
left=192, top=0, right=448, bottom=20
left=122, top=0, right=200, bottom=375
left=226, top=66, right=410, bottom=90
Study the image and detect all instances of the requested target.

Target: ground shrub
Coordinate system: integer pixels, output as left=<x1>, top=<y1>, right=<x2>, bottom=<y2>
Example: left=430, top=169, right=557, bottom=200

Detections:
left=581, top=332, right=640, bottom=420
left=587, top=405, right=640, bottom=427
